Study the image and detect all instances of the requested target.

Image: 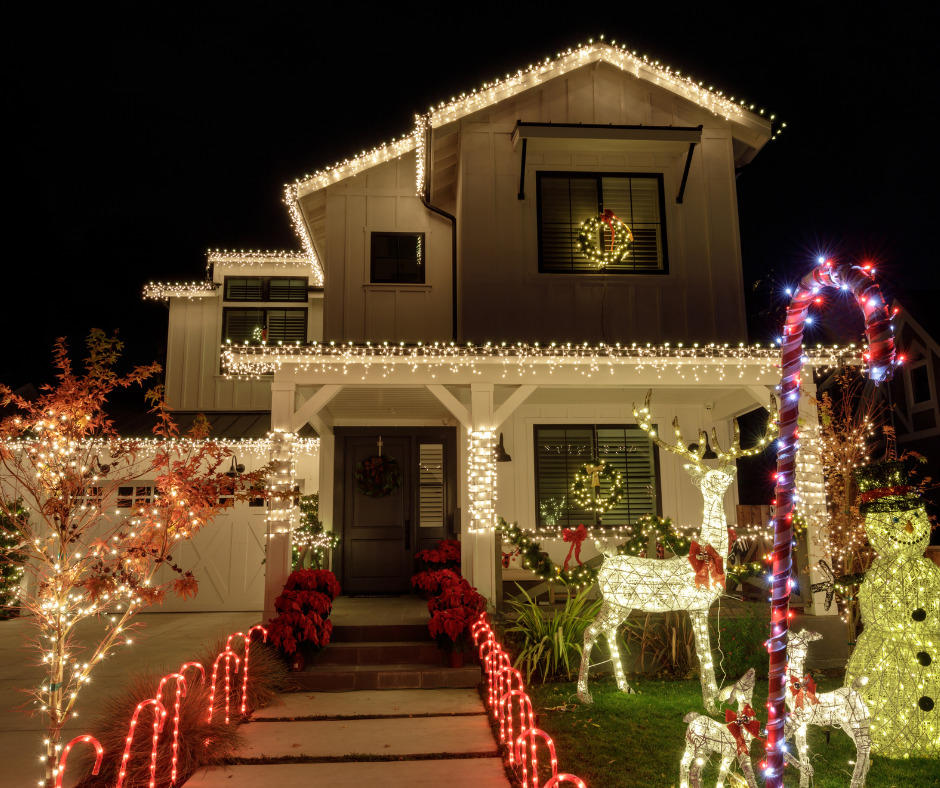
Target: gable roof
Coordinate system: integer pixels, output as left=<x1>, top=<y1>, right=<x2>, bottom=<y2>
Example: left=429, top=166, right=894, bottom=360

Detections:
left=283, top=39, right=777, bottom=275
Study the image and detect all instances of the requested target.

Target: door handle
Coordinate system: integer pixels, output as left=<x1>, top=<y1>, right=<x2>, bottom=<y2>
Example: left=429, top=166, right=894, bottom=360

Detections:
left=405, top=519, right=411, bottom=550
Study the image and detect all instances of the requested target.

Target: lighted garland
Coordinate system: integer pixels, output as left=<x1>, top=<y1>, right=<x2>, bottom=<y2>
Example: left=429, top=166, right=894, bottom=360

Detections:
left=577, top=210, right=633, bottom=267
left=570, top=461, right=624, bottom=514
left=355, top=455, right=402, bottom=497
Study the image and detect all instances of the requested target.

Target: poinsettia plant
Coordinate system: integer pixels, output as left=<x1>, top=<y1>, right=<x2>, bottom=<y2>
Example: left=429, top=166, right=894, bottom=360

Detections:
left=427, top=572, right=486, bottom=652
left=267, top=569, right=341, bottom=655
left=412, top=539, right=461, bottom=598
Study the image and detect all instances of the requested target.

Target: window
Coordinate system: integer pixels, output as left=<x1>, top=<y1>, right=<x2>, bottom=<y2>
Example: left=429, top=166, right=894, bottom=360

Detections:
left=223, top=307, right=307, bottom=344
left=910, top=363, right=932, bottom=404
left=224, top=277, right=308, bottom=302
left=371, top=232, right=425, bottom=283
left=537, top=172, right=667, bottom=273
left=534, top=424, right=659, bottom=530
left=418, top=443, right=445, bottom=528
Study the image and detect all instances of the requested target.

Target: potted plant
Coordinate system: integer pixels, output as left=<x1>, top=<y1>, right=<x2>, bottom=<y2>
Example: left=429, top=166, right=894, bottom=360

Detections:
left=267, top=568, right=341, bottom=670
left=411, top=539, right=461, bottom=598
left=427, top=573, right=486, bottom=668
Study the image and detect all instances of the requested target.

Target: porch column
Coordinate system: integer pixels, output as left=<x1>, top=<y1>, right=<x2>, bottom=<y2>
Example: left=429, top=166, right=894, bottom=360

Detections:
left=466, top=383, right=498, bottom=604
left=264, top=382, right=296, bottom=622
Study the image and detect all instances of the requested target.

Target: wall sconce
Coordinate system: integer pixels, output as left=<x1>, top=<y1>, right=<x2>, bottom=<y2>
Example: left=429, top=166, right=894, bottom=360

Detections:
left=495, top=433, right=512, bottom=463
left=225, top=456, right=246, bottom=477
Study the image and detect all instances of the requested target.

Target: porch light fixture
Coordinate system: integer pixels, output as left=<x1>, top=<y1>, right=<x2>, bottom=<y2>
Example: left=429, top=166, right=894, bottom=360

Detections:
left=495, top=433, right=512, bottom=463
left=225, top=457, right=245, bottom=478
left=687, top=437, right=718, bottom=460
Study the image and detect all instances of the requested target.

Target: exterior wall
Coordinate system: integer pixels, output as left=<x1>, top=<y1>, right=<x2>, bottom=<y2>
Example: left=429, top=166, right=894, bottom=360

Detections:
left=452, top=61, right=747, bottom=345
left=315, top=151, right=453, bottom=343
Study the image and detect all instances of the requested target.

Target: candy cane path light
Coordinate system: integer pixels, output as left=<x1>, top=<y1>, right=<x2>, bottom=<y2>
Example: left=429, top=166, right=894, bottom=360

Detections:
left=155, top=672, right=188, bottom=786
left=765, top=260, right=897, bottom=788
left=515, top=727, right=558, bottom=788
left=116, top=698, right=166, bottom=788
left=495, top=667, right=526, bottom=744
left=499, top=688, right=535, bottom=763
left=55, top=735, right=102, bottom=788
left=226, top=625, right=269, bottom=716
left=207, top=650, right=240, bottom=725
left=544, top=776, right=589, bottom=788
left=578, top=390, right=778, bottom=713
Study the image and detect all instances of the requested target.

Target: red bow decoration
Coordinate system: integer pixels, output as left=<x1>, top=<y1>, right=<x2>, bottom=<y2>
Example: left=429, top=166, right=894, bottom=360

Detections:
left=562, top=524, right=588, bottom=570
left=688, top=541, right=725, bottom=589
left=728, top=527, right=738, bottom=554
left=725, top=705, right=761, bottom=756
left=598, top=209, right=632, bottom=253
left=789, top=674, right=820, bottom=709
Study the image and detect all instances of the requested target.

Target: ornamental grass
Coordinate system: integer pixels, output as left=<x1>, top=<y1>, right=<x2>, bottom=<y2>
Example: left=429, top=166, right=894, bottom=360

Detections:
left=73, top=669, right=243, bottom=787
left=194, top=639, right=291, bottom=714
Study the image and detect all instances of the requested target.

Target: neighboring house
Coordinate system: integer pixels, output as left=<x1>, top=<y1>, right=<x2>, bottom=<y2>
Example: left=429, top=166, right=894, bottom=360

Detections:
left=146, top=41, right=851, bottom=621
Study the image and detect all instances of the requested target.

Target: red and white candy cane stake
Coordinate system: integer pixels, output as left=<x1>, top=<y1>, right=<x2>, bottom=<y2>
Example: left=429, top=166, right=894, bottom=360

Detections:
left=514, top=727, right=558, bottom=788
left=179, top=660, right=206, bottom=687
left=543, top=775, right=589, bottom=788
left=155, top=672, right=188, bottom=785
left=499, top=689, right=535, bottom=764
left=116, top=698, right=166, bottom=788
left=226, top=625, right=269, bottom=716
left=55, top=735, right=103, bottom=788
left=765, top=259, right=897, bottom=788
left=494, top=667, right=526, bottom=742
left=207, top=650, right=240, bottom=725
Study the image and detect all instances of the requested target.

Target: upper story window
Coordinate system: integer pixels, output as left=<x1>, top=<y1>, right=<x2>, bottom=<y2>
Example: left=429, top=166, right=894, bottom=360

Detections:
left=371, top=232, right=425, bottom=284
left=223, top=307, right=307, bottom=344
left=910, top=363, right=932, bottom=405
left=537, top=172, right=667, bottom=274
left=534, top=424, right=660, bottom=531
left=224, top=276, right=308, bottom=302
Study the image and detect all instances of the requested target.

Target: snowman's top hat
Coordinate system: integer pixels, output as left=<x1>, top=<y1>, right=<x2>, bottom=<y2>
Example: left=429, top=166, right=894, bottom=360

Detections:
left=854, top=460, right=922, bottom=514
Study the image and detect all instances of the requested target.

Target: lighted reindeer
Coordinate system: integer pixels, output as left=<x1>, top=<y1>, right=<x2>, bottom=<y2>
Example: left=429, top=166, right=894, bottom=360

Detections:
left=577, top=391, right=778, bottom=711
left=785, top=630, right=871, bottom=788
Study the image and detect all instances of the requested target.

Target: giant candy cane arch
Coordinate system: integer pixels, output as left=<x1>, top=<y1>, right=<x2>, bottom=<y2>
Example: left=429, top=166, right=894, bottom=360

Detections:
left=764, top=259, right=897, bottom=787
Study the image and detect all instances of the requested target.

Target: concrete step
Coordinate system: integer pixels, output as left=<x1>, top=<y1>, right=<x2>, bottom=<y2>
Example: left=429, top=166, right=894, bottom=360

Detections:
left=293, top=663, right=481, bottom=692
left=331, top=623, right=431, bottom=643
left=313, top=640, right=444, bottom=666
left=186, top=758, right=511, bottom=787
left=253, top=688, right=485, bottom=719
left=233, top=715, right=498, bottom=759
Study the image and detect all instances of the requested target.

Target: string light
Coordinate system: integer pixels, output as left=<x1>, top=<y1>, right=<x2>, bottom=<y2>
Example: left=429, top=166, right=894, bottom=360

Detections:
left=468, top=430, right=496, bottom=532
left=115, top=698, right=166, bottom=788
left=154, top=673, right=188, bottom=786
left=54, top=735, right=102, bottom=788
left=207, top=650, right=240, bottom=725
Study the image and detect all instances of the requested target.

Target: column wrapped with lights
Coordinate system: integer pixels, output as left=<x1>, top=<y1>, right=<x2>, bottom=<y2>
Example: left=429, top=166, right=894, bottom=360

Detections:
left=468, top=429, right=497, bottom=532
left=765, top=260, right=897, bottom=787
left=266, top=429, right=296, bottom=537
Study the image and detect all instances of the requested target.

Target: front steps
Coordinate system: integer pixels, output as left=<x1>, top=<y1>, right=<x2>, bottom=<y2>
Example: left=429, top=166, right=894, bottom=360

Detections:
left=293, top=622, right=481, bottom=691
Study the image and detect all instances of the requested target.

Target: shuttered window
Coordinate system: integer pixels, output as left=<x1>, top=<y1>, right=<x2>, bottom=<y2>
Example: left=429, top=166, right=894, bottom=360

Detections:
left=223, top=308, right=307, bottom=344
left=224, top=277, right=308, bottom=301
left=537, top=172, right=667, bottom=273
left=419, top=443, right=445, bottom=527
left=534, top=424, right=659, bottom=531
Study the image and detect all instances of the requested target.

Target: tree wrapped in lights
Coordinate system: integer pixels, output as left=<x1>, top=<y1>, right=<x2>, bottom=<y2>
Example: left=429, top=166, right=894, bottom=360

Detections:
left=844, top=460, right=939, bottom=757
left=291, top=493, right=339, bottom=569
left=0, top=330, right=265, bottom=787
left=0, top=499, right=27, bottom=616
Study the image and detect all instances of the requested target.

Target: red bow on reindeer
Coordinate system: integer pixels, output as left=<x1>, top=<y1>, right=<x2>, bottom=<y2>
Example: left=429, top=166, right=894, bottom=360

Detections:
left=789, top=674, right=820, bottom=709
left=562, top=525, right=588, bottom=570
left=725, top=705, right=761, bottom=756
left=688, top=541, right=725, bottom=589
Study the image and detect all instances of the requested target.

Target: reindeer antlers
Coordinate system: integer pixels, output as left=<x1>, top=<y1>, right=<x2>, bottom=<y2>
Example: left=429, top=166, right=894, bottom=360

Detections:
left=633, top=390, right=779, bottom=469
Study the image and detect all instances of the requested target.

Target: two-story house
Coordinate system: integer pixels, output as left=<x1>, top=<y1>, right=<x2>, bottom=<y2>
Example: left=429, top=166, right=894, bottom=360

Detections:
left=147, top=41, right=847, bottom=623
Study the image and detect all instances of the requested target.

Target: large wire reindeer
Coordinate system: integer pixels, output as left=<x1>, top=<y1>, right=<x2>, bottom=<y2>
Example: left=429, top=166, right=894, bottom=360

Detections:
left=577, top=391, right=778, bottom=711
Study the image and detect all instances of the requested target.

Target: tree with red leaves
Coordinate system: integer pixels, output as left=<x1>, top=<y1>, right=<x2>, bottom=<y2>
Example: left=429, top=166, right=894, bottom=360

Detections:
left=0, top=330, right=266, bottom=786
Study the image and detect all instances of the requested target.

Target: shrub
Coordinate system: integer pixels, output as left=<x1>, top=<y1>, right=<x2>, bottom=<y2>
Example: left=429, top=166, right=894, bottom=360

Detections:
left=411, top=567, right=460, bottom=596
left=710, top=607, right=768, bottom=680
left=194, top=638, right=291, bottom=715
left=267, top=569, right=340, bottom=655
left=504, top=584, right=602, bottom=683
left=621, top=611, right=698, bottom=679
left=415, top=538, right=461, bottom=568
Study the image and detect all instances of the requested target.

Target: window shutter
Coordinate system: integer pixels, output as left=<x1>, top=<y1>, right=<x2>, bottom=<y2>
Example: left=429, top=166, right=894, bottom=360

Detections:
left=268, top=278, right=308, bottom=302
left=266, top=309, right=307, bottom=343
left=419, top=443, right=444, bottom=527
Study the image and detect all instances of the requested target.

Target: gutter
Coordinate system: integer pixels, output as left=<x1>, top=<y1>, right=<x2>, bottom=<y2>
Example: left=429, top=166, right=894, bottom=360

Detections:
left=418, top=120, right=458, bottom=342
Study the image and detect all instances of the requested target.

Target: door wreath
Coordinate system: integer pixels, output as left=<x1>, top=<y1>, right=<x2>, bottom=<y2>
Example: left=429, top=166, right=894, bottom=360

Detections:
left=355, top=455, right=402, bottom=497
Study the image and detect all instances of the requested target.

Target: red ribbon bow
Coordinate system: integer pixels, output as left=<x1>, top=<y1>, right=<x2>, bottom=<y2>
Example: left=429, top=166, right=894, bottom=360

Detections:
left=562, top=524, right=588, bottom=569
left=789, top=674, right=820, bottom=709
left=859, top=484, right=911, bottom=503
left=725, top=705, right=761, bottom=755
left=599, top=209, right=628, bottom=253
left=688, top=541, right=725, bottom=589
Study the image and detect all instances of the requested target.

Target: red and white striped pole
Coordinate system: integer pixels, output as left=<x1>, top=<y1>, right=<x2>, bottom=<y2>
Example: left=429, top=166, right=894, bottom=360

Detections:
left=764, top=259, right=897, bottom=787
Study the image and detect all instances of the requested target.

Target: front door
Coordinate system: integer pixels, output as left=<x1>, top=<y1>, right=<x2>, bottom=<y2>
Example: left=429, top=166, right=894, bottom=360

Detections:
left=337, top=428, right=456, bottom=594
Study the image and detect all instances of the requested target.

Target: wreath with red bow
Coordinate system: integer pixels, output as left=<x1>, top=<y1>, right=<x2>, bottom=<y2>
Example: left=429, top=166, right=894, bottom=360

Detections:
left=355, top=455, right=402, bottom=497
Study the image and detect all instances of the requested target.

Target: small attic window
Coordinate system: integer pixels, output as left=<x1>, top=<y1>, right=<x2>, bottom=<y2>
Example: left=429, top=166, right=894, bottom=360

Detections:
left=370, top=232, right=425, bottom=284
left=224, top=277, right=308, bottom=302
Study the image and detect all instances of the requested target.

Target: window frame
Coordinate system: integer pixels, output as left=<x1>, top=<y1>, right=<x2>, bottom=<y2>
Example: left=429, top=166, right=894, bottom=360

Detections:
left=535, top=171, right=669, bottom=275
left=532, top=423, right=662, bottom=532
left=223, top=276, right=309, bottom=302
left=221, top=306, right=308, bottom=345
left=369, top=231, right=426, bottom=284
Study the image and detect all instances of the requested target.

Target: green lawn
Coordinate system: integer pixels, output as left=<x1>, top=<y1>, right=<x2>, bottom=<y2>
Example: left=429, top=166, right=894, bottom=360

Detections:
left=524, top=674, right=939, bottom=787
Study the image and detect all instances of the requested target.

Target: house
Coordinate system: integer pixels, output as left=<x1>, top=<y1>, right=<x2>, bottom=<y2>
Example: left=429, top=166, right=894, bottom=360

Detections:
left=146, top=41, right=852, bottom=624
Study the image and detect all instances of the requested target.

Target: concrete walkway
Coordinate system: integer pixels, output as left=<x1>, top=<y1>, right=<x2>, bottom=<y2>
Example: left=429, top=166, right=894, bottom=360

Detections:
left=186, top=688, right=511, bottom=787
left=0, top=611, right=260, bottom=788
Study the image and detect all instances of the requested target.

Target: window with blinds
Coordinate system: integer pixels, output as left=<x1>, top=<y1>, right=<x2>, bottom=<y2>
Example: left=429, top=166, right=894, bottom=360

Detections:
left=222, top=307, right=307, bottom=344
left=224, top=277, right=308, bottom=301
left=537, top=172, right=667, bottom=273
left=534, top=424, right=660, bottom=531
left=418, top=443, right=445, bottom=527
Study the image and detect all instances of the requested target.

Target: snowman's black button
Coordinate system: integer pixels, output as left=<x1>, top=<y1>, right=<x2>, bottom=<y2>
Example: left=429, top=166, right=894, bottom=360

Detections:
left=918, top=696, right=934, bottom=712
left=912, top=608, right=927, bottom=622
left=917, top=651, right=932, bottom=666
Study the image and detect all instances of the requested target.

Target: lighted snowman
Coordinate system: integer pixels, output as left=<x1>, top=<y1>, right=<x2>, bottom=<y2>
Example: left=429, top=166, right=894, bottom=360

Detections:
left=844, top=460, right=940, bottom=757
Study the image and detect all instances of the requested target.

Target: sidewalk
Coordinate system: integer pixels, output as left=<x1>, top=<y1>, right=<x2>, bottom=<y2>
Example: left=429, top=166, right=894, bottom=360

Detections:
left=0, top=611, right=260, bottom=788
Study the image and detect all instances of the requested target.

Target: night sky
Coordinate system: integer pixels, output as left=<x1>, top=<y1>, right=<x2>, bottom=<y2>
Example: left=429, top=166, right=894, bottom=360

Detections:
left=8, top=7, right=935, bottom=392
